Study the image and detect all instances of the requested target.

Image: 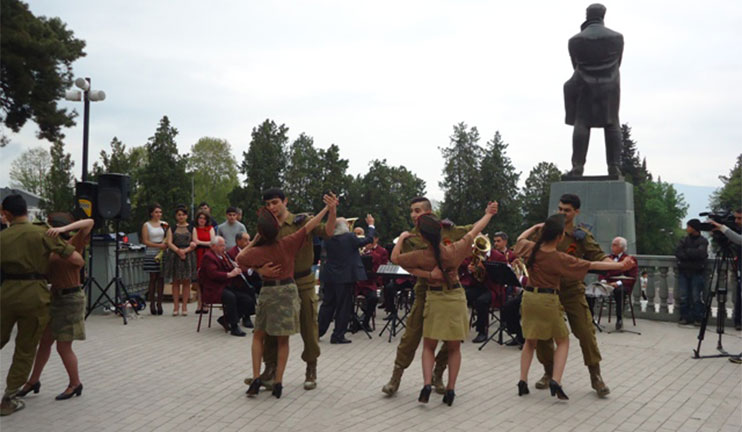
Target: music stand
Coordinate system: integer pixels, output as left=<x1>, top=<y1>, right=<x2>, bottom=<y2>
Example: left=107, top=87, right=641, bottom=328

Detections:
left=478, top=262, right=520, bottom=350
left=377, top=264, right=412, bottom=342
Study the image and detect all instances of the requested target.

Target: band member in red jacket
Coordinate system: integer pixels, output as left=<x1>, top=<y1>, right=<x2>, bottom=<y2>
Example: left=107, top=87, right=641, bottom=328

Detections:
left=356, top=233, right=389, bottom=331
left=599, top=236, right=638, bottom=330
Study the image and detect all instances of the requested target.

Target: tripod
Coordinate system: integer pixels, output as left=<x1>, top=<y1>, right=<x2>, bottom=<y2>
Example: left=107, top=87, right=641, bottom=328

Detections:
left=87, top=220, right=138, bottom=325
left=692, top=243, right=740, bottom=359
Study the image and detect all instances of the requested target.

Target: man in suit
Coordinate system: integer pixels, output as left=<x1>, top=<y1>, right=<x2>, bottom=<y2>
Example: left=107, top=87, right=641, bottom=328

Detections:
left=564, top=3, right=624, bottom=177
left=599, top=236, right=638, bottom=330
left=318, top=214, right=375, bottom=344
left=227, top=232, right=257, bottom=329
left=198, top=236, right=245, bottom=336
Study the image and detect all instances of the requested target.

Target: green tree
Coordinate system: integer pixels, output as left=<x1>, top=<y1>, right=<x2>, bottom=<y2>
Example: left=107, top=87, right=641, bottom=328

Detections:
left=317, top=144, right=352, bottom=209
left=620, top=124, right=650, bottom=185
left=189, top=137, right=239, bottom=219
left=135, top=116, right=189, bottom=227
left=478, top=131, right=521, bottom=239
left=228, top=119, right=289, bottom=233
left=635, top=179, right=688, bottom=255
left=519, top=162, right=562, bottom=229
left=710, top=154, right=742, bottom=212
left=0, top=0, right=86, bottom=143
left=9, top=146, right=50, bottom=196
left=439, top=122, right=483, bottom=224
left=344, top=159, right=426, bottom=244
left=284, top=133, right=322, bottom=212
left=41, top=140, right=75, bottom=213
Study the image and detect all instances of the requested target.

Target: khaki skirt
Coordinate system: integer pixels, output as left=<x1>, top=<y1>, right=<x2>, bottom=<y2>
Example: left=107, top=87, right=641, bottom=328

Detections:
left=50, top=288, right=86, bottom=342
left=521, top=290, right=568, bottom=340
left=423, top=287, right=469, bottom=341
left=255, top=282, right=300, bottom=336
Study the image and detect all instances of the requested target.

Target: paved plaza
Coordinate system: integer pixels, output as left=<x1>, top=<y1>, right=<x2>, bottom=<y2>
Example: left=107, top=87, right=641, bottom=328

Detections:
left=1, top=306, right=741, bottom=432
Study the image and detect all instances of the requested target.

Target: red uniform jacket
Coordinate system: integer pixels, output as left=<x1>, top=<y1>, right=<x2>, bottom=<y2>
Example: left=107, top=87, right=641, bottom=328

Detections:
left=356, top=244, right=389, bottom=296
left=601, top=253, right=638, bottom=294
left=198, top=249, right=234, bottom=304
left=459, top=248, right=517, bottom=308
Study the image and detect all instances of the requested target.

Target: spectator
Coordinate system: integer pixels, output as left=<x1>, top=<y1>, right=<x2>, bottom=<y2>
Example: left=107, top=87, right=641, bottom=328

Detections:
left=163, top=206, right=197, bottom=316
left=675, top=219, right=709, bottom=326
left=198, top=236, right=245, bottom=336
left=599, top=236, right=638, bottom=331
left=217, top=206, right=247, bottom=249
left=192, top=210, right=216, bottom=314
left=227, top=232, right=257, bottom=329
left=197, top=201, right=219, bottom=230
left=640, top=271, right=649, bottom=301
left=141, top=203, right=168, bottom=315
left=709, top=208, right=742, bottom=330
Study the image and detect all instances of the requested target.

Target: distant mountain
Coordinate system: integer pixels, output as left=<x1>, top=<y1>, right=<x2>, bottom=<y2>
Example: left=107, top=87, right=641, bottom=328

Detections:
left=672, top=183, right=718, bottom=222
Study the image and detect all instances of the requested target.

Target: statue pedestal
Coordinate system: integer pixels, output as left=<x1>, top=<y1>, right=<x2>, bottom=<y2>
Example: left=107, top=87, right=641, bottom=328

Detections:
left=548, top=180, right=636, bottom=254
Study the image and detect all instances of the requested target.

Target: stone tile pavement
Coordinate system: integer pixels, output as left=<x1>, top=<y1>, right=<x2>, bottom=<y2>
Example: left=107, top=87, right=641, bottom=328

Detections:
left=1, top=306, right=741, bottom=432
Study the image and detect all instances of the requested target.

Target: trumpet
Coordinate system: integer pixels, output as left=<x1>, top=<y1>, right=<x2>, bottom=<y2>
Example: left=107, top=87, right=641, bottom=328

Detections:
left=511, top=257, right=529, bottom=282
left=471, top=234, right=491, bottom=282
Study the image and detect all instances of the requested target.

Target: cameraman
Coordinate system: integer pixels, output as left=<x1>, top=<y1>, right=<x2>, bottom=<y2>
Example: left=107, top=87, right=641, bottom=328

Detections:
left=709, top=208, right=742, bottom=331
left=674, top=219, right=709, bottom=326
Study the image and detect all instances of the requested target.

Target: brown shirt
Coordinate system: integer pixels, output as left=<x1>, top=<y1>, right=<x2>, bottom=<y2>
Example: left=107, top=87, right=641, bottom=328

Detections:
left=48, top=231, right=88, bottom=290
left=396, top=233, right=474, bottom=288
left=514, top=239, right=591, bottom=290
left=237, top=227, right=307, bottom=280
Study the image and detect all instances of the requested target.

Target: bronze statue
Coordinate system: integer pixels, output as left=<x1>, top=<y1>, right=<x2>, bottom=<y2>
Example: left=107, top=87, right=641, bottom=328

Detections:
left=564, top=4, right=624, bottom=177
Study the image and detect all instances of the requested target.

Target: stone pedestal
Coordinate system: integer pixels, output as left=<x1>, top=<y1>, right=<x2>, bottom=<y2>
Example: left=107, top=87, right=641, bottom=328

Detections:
left=548, top=179, right=636, bottom=254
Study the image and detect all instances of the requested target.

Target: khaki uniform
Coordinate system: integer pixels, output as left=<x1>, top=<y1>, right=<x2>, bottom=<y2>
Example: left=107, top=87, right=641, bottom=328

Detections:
left=0, top=221, right=75, bottom=397
left=393, top=223, right=472, bottom=370
left=263, top=212, right=327, bottom=366
left=534, top=225, right=607, bottom=368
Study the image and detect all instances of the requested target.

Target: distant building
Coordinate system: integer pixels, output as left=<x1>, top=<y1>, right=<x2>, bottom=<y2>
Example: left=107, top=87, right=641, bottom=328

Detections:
left=0, top=187, right=45, bottom=221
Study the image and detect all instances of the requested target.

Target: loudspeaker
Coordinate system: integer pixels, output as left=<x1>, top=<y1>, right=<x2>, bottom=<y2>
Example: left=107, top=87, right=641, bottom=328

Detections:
left=97, top=173, right=131, bottom=220
left=74, top=181, right=103, bottom=228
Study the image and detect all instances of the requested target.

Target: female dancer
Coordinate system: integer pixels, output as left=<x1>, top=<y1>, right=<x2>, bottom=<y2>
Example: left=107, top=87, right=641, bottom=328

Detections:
left=163, top=205, right=197, bottom=316
left=392, top=201, right=498, bottom=406
left=192, top=210, right=215, bottom=314
left=141, top=203, right=167, bottom=315
left=514, top=215, right=632, bottom=399
left=17, top=215, right=93, bottom=400
left=239, top=196, right=335, bottom=399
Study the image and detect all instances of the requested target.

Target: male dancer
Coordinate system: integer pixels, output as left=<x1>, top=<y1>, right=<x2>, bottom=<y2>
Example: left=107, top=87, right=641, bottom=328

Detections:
left=532, top=193, right=617, bottom=397
left=247, top=188, right=336, bottom=390
left=382, top=197, right=479, bottom=396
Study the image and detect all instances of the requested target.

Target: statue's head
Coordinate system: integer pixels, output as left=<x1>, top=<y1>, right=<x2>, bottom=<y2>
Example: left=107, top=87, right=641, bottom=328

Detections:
left=586, top=3, right=606, bottom=21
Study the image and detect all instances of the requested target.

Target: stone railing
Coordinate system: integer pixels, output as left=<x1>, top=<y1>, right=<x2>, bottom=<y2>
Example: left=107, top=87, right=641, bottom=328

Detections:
left=631, top=255, right=738, bottom=325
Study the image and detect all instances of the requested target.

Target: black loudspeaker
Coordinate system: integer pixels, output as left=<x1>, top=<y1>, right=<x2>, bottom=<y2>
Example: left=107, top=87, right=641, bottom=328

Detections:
left=75, top=181, right=103, bottom=228
left=97, top=174, right=131, bottom=220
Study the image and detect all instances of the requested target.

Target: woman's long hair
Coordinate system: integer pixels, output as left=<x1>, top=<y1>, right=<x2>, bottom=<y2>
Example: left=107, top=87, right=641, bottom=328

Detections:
left=526, top=214, right=565, bottom=270
left=416, top=214, right=451, bottom=287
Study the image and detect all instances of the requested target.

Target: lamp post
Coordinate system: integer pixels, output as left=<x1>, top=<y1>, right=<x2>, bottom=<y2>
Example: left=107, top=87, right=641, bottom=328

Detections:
left=65, top=77, right=106, bottom=182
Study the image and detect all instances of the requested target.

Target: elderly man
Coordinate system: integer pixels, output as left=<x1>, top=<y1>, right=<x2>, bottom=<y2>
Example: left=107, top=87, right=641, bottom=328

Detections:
left=198, top=236, right=245, bottom=336
left=226, top=232, right=257, bottom=329
left=599, top=236, right=638, bottom=331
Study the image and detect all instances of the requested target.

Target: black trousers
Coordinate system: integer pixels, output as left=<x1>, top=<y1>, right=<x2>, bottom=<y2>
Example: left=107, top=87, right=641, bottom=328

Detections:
left=222, top=286, right=252, bottom=328
left=613, top=287, right=626, bottom=320
left=360, top=289, right=378, bottom=325
left=318, top=282, right=353, bottom=340
left=501, top=293, right=523, bottom=342
left=384, top=279, right=413, bottom=313
left=465, top=284, right=492, bottom=333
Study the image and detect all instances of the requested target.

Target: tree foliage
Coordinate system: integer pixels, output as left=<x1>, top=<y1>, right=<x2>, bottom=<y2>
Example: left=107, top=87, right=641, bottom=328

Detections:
left=439, top=122, right=483, bottom=225
left=478, top=131, right=521, bottom=239
left=189, top=137, right=239, bottom=219
left=635, top=179, right=688, bottom=255
left=9, top=146, right=50, bottom=196
left=710, top=153, right=742, bottom=212
left=0, top=0, right=86, bottom=142
left=42, top=140, right=75, bottom=214
left=134, top=116, right=189, bottom=227
left=620, top=124, right=651, bottom=185
left=519, top=161, right=562, bottom=229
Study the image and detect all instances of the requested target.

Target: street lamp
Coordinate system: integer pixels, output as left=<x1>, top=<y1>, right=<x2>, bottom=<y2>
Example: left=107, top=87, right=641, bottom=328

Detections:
left=65, top=77, right=106, bottom=182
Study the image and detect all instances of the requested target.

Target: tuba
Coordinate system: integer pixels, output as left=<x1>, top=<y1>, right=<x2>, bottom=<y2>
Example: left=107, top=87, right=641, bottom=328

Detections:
left=471, top=234, right=491, bottom=282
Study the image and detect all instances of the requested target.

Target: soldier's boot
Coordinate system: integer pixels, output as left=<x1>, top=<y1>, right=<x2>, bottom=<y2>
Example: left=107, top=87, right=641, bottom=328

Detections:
left=304, top=361, right=317, bottom=390
left=534, top=364, right=553, bottom=390
left=588, top=364, right=610, bottom=398
left=244, top=363, right=276, bottom=390
left=381, top=367, right=404, bottom=396
left=0, top=396, right=25, bottom=417
left=432, top=362, right=447, bottom=395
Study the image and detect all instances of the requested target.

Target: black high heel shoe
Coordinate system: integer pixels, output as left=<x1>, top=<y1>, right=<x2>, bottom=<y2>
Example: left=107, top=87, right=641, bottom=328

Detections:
left=272, top=382, right=283, bottom=399
left=246, top=378, right=261, bottom=397
left=55, top=384, right=83, bottom=400
left=16, top=382, right=40, bottom=397
left=549, top=380, right=569, bottom=400
left=418, top=385, right=432, bottom=403
left=157, top=304, right=163, bottom=315
left=442, top=389, right=455, bottom=406
left=517, top=380, right=529, bottom=396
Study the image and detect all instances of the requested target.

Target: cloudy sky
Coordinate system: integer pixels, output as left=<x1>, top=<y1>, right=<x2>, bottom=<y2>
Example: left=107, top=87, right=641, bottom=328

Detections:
left=3, top=0, right=740, bottom=202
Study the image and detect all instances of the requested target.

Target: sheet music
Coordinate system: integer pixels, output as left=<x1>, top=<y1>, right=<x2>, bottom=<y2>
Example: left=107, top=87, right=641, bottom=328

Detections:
left=376, top=264, right=411, bottom=276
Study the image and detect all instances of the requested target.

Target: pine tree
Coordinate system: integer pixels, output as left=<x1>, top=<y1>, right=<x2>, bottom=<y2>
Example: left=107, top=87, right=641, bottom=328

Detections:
left=439, top=122, right=483, bottom=224
left=519, top=162, right=562, bottom=229
left=478, top=131, right=521, bottom=239
left=710, top=153, right=742, bottom=212
left=42, top=140, right=75, bottom=214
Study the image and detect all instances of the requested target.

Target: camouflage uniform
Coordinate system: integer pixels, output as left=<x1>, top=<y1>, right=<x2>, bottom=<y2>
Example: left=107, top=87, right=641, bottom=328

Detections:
left=255, top=282, right=301, bottom=336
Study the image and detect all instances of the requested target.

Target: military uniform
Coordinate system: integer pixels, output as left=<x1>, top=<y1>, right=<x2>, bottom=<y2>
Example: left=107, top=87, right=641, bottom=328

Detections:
left=532, top=224, right=609, bottom=394
left=383, top=221, right=471, bottom=394
left=0, top=220, right=75, bottom=400
left=261, top=211, right=327, bottom=387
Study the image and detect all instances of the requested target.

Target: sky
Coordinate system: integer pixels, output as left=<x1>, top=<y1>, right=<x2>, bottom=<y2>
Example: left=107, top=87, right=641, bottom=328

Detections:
left=3, top=0, right=741, bottom=204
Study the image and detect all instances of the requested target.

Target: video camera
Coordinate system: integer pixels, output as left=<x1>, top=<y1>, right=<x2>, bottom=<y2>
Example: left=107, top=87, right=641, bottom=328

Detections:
left=699, top=210, right=740, bottom=253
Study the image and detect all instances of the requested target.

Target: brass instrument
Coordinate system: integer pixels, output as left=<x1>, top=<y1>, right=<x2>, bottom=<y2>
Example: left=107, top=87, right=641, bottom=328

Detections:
left=511, top=256, right=529, bottom=283
left=471, top=234, right=491, bottom=282
left=345, top=217, right=359, bottom=231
